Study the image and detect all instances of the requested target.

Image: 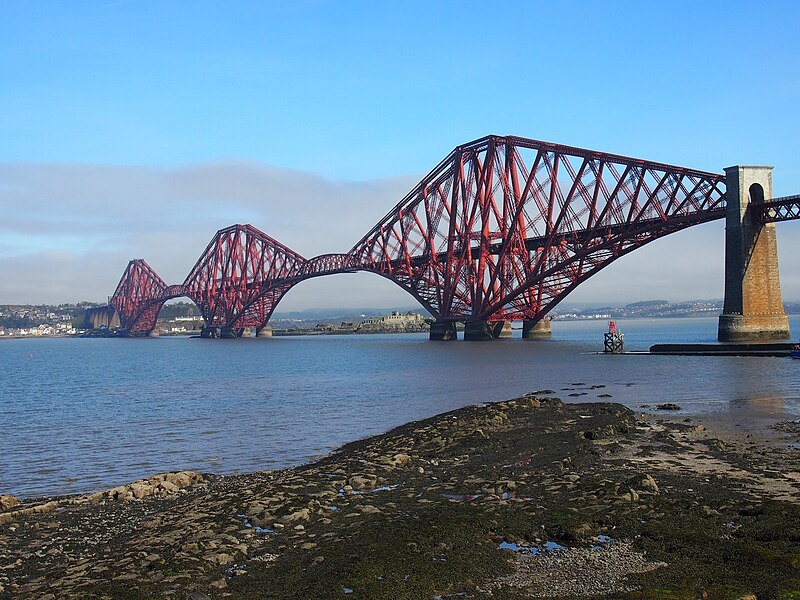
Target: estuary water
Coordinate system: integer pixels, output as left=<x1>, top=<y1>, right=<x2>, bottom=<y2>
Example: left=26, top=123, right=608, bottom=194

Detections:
left=2, top=316, right=800, bottom=498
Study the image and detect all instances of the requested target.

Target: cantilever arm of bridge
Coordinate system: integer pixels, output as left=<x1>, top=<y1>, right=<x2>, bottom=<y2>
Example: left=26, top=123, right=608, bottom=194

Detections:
left=106, top=134, right=800, bottom=337
left=346, top=135, right=726, bottom=323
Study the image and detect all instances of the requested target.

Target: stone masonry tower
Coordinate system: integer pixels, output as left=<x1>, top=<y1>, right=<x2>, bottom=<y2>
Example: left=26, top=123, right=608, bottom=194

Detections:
left=718, top=166, right=790, bottom=342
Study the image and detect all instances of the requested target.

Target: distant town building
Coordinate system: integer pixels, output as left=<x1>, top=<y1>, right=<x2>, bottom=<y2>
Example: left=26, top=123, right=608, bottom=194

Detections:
left=360, top=311, right=425, bottom=328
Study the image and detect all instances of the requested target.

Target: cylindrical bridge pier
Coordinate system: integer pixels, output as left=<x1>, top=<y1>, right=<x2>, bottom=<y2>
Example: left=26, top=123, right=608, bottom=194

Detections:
left=491, top=321, right=513, bottom=339
left=429, top=318, right=553, bottom=340
left=429, top=321, right=457, bottom=341
left=522, top=318, right=551, bottom=338
left=463, top=320, right=494, bottom=341
left=201, top=326, right=243, bottom=339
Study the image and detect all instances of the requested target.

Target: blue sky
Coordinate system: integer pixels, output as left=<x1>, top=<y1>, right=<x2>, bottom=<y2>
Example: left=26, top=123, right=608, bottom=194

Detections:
left=1, top=1, right=799, bottom=307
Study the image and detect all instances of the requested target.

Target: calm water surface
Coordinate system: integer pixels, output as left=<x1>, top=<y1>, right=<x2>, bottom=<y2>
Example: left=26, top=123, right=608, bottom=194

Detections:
left=2, top=316, right=799, bottom=498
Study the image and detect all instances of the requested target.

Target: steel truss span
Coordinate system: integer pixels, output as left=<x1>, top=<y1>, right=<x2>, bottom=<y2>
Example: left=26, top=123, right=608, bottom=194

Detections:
left=110, top=135, right=729, bottom=334
left=753, top=194, right=800, bottom=224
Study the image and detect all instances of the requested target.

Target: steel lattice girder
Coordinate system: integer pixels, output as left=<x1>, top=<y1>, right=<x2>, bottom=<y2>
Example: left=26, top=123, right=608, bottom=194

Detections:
left=347, top=135, right=727, bottom=322
left=181, top=224, right=307, bottom=328
left=109, top=259, right=171, bottom=332
left=753, top=194, right=800, bottom=224
left=110, top=135, right=737, bottom=332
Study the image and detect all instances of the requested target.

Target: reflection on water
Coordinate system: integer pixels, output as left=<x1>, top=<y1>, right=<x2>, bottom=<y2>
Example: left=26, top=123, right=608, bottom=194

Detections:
left=1, top=316, right=799, bottom=497
left=728, top=396, right=785, bottom=417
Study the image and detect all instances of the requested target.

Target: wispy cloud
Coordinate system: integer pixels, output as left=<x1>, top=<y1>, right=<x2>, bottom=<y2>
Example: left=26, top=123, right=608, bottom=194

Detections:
left=2, top=161, right=800, bottom=308
left=0, top=161, right=417, bottom=305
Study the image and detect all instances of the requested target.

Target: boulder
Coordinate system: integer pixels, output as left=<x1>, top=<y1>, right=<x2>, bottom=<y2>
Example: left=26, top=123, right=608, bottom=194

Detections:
left=204, top=553, right=234, bottom=565
left=245, top=501, right=268, bottom=517
left=627, top=474, right=659, bottom=495
left=101, top=471, right=204, bottom=502
left=348, top=475, right=376, bottom=490
left=158, top=481, right=179, bottom=493
left=0, top=495, right=20, bottom=512
left=132, top=485, right=153, bottom=500
left=280, top=508, right=311, bottom=523
left=388, top=453, right=411, bottom=468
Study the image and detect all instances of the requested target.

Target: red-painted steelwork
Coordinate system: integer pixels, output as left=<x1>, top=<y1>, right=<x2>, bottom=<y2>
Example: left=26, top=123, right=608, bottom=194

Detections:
left=110, top=259, right=174, bottom=333
left=348, top=136, right=727, bottom=323
left=753, top=194, right=800, bottom=224
left=182, top=224, right=307, bottom=330
left=109, top=135, right=742, bottom=335
left=302, top=253, right=354, bottom=276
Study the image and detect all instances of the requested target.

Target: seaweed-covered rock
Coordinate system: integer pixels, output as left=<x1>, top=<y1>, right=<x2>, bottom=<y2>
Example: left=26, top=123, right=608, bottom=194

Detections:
left=0, top=495, right=19, bottom=512
left=626, top=473, right=659, bottom=494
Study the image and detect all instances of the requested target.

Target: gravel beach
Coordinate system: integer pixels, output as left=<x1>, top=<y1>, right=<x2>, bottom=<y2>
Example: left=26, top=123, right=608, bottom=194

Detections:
left=2, top=393, right=800, bottom=599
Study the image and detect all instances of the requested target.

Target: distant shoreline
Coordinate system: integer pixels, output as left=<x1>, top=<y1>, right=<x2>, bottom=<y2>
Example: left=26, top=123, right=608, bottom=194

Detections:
left=3, top=312, right=798, bottom=340
left=0, top=334, right=75, bottom=341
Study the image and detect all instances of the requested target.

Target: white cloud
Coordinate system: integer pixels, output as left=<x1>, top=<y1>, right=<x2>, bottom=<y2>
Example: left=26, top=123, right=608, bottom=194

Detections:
left=0, top=161, right=416, bottom=305
left=2, top=161, right=800, bottom=309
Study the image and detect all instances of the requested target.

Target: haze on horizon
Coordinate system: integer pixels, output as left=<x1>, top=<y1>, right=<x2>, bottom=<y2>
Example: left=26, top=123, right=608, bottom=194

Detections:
left=2, top=2, right=799, bottom=311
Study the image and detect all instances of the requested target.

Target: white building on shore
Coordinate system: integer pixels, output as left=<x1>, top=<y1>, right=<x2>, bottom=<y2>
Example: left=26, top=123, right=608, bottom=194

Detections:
left=360, top=311, right=426, bottom=329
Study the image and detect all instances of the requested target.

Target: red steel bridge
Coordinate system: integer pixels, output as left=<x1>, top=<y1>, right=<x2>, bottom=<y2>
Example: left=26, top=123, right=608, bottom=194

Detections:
left=105, top=135, right=800, bottom=339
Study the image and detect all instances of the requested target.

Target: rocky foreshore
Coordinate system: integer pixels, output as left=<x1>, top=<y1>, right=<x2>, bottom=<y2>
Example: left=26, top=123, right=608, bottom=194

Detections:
left=2, top=395, right=800, bottom=599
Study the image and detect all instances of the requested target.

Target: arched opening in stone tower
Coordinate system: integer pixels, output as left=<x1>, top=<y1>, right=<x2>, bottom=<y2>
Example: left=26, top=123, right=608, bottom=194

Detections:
left=749, top=182, right=765, bottom=204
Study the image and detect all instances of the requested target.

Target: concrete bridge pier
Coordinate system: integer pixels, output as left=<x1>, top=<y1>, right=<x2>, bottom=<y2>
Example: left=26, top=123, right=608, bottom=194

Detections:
left=463, top=320, right=494, bottom=341
left=256, top=325, right=273, bottom=338
left=201, top=326, right=243, bottom=338
left=429, top=320, right=457, bottom=341
left=200, top=325, right=228, bottom=340
left=491, top=321, right=513, bottom=339
left=718, top=166, right=790, bottom=342
left=522, top=318, right=551, bottom=339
